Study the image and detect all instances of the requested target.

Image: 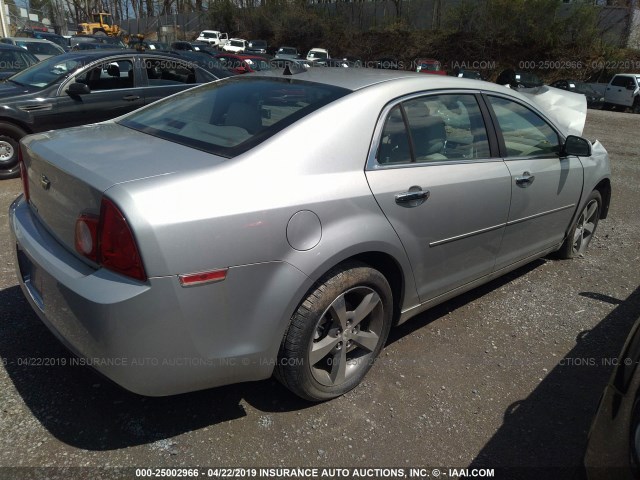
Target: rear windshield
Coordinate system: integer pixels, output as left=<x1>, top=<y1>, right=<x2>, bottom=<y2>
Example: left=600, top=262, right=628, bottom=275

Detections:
left=119, top=77, right=350, bottom=158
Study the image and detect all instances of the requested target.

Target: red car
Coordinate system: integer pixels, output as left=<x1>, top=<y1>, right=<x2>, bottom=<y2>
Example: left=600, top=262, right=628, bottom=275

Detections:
left=416, top=58, right=446, bottom=75
left=214, top=53, right=271, bottom=74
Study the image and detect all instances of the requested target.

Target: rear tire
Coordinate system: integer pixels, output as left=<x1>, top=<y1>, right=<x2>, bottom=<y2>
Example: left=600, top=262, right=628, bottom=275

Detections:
left=557, top=190, right=602, bottom=259
left=276, top=262, right=393, bottom=401
left=0, top=122, right=26, bottom=180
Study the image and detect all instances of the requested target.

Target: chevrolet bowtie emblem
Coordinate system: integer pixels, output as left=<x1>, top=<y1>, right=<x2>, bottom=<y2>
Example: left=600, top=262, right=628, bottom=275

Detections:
left=40, top=174, right=51, bottom=191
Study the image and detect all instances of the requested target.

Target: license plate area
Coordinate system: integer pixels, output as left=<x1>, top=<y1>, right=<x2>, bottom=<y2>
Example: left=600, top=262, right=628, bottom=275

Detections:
left=17, top=248, right=44, bottom=311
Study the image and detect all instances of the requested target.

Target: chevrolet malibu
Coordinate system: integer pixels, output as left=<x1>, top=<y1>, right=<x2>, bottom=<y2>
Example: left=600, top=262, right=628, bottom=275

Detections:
left=10, top=70, right=611, bottom=401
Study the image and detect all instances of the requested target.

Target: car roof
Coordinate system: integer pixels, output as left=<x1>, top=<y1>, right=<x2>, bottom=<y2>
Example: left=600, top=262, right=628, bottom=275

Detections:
left=43, top=50, right=197, bottom=63
left=0, top=42, right=34, bottom=52
left=18, top=30, right=63, bottom=37
left=253, top=67, right=508, bottom=92
left=3, top=37, right=57, bottom=43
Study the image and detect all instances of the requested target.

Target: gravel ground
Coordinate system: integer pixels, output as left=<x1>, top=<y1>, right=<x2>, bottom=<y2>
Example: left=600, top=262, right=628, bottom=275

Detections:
left=0, top=108, right=638, bottom=480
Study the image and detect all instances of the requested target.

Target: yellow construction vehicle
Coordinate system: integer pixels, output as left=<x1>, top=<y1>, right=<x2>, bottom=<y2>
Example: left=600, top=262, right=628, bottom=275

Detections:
left=77, top=12, right=122, bottom=37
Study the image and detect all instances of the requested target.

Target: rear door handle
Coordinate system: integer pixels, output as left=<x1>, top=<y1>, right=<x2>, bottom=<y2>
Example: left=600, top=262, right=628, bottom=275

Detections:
left=123, top=95, right=141, bottom=101
left=395, top=188, right=430, bottom=207
left=515, top=171, right=535, bottom=188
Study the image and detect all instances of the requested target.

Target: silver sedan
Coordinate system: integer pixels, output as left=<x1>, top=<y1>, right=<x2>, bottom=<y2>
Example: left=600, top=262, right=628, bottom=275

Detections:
left=9, top=69, right=611, bottom=401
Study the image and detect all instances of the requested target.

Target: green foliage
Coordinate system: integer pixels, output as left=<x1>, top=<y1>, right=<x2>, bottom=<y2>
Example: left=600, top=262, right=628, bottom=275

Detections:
left=201, top=0, right=637, bottom=82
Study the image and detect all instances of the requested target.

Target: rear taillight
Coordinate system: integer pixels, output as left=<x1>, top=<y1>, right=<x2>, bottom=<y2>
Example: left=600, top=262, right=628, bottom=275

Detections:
left=18, top=148, right=29, bottom=202
left=99, top=198, right=146, bottom=281
left=74, top=197, right=147, bottom=282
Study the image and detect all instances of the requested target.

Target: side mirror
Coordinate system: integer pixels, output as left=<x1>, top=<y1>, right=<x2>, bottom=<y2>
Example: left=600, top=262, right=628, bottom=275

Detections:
left=68, top=82, right=90, bottom=95
left=562, top=135, right=591, bottom=157
left=627, top=84, right=636, bottom=91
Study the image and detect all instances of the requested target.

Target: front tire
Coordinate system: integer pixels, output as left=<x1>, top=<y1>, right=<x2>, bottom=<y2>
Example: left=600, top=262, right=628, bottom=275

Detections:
left=276, top=262, right=393, bottom=401
left=0, top=122, right=26, bottom=180
left=558, top=190, right=602, bottom=259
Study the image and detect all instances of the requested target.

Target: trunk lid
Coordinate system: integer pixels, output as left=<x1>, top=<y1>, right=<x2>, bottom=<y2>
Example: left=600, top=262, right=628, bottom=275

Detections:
left=22, top=121, right=226, bottom=257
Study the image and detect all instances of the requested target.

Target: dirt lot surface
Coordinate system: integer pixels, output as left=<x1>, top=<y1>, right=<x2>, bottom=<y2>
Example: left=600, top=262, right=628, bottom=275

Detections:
left=0, top=108, right=638, bottom=480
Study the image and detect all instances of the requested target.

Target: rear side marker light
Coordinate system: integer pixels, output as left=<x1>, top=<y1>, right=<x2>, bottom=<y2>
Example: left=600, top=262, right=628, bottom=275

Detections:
left=179, top=269, right=228, bottom=287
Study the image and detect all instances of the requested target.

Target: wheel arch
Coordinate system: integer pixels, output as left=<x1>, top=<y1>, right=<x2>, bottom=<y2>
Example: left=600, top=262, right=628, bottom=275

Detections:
left=0, top=118, right=33, bottom=135
left=295, top=249, right=411, bottom=328
left=347, top=251, right=405, bottom=325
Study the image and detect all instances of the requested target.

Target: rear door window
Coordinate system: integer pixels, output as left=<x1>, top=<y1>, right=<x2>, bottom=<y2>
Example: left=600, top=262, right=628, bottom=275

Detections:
left=375, top=93, right=491, bottom=165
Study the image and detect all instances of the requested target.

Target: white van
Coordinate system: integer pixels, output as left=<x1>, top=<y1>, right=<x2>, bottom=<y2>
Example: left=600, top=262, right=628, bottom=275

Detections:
left=195, top=30, right=228, bottom=49
left=604, top=74, right=640, bottom=113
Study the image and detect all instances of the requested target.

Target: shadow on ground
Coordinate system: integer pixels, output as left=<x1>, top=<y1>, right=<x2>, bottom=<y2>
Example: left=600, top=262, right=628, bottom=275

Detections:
left=0, top=285, right=312, bottom=451
left=469, top=285, right=640, bottom=479
left=1, top=258, right=605, bottom=454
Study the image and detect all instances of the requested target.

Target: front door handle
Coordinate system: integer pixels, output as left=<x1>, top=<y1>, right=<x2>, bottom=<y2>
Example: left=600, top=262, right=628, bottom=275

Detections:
left=123, top=95, right=141, bottom=101
left=515, top=171, right=535, bottom=188
left=395, top=187, right=430, bottom=207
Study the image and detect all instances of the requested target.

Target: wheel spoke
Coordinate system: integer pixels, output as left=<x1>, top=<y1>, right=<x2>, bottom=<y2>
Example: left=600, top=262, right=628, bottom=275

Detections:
left=573, top=226, right=582, bottom=245
left=329, top=347, right=347, bottom=385
left=351, top=291, right=381, bottom=327
left=309, top=335, right=339, bottom=365
left=352, top=330, right=380, bottom=352
left=586, top=201, right=598, bottom=221
left=583, top=221, right=596, bottom=237
left=328, top=294, right=348, bottom=329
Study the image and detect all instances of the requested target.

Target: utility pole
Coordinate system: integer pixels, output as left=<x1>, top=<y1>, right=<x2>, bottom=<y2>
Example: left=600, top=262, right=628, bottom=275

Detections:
left=0, top=0, right=8, bottom=37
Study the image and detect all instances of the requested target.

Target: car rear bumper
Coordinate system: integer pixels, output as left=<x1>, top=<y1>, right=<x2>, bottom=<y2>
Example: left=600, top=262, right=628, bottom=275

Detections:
left=9, top=195, right=309, bottom=396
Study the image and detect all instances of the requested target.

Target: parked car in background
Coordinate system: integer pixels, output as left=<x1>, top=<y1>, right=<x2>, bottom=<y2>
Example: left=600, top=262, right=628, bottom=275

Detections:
left=14, top=29, right=68, bottom=51
left=0, top=37, right=65, bottom=60
left=315, top=58, right=351, bottom=68
left=584, top=308, right=640, bottom=479
left=169, top=50, right=233, bottom=78
left=0, top=43, right=39, bottom=80
left=416, top=58, right=446, bottom=75
left=246, top=40, right=268, bottom=55
left=550, top=79, right=604, bottom=109
left=170, top=41, right=217, bottom=55
left=603, top=73, right=640, bottom=113
left=496, top=69, right=543, bottom=88
left=196, top=30, right=228, bottom=49
left=214, top=53, right=271, bottom=74
left=222, top=38, right=248, bottom=54
left=10, top=70, right=610, bottom=403
left=274, top=46, right=300, bottom=60
left=306, top=48, right=329, bottom=62
left=0, top=50, right=221, bottom=179
left=69, top=35, right=126, bottom=50
left=457, top=69, right=482, bottom=80
left=128, top=40, right=169, bottom=51
left=71, top=43, right=125, bottom=51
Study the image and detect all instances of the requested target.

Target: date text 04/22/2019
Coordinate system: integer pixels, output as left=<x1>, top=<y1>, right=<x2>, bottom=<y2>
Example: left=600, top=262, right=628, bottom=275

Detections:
left=134, top=467, right=496, bottom=478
